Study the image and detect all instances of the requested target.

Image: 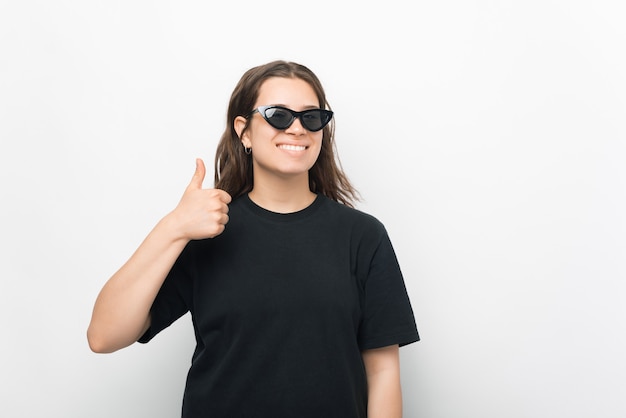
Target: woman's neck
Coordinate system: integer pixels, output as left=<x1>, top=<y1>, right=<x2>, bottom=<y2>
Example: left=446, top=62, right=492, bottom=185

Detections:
left=248, top=177, right=316, bottom=214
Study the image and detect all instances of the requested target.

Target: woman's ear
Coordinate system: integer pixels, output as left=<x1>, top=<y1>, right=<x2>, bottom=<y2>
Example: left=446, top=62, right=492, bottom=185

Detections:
left=234, top=116, right=251, bottom=148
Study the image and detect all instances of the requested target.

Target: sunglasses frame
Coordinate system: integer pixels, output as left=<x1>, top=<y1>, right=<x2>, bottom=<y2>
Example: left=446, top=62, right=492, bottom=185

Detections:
left=247, top=105, right=333, bottom=132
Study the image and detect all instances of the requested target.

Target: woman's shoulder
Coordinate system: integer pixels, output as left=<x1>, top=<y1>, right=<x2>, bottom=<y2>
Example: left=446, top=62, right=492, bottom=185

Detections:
left=319, top=195, right=386, bottom=232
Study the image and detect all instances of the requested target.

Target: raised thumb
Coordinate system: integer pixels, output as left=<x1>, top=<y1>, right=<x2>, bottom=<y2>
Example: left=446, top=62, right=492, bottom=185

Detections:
left=187, top=158, right=206, bottom=190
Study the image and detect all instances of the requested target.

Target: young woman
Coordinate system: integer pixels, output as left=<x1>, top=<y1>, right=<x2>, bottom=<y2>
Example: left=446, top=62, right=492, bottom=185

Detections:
left=87, top=60, right=419, bottom=417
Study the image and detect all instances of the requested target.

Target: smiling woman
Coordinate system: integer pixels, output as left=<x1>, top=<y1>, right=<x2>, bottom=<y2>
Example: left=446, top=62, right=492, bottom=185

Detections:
left=87, top=60, right=419, bottom=418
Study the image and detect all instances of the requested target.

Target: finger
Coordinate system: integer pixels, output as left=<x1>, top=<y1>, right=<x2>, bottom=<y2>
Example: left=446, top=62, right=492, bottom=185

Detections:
left=187, top=158, right=206, bottom=190
left=221, top=202, right=230, bottom=214
left=216, top=189, right=232, bottom=204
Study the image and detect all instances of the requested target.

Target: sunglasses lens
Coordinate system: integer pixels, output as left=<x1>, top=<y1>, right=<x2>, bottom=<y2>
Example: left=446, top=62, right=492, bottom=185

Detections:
left=263, top=107, right=293, bottom=129
left=301, top=110, right=330, bottom=132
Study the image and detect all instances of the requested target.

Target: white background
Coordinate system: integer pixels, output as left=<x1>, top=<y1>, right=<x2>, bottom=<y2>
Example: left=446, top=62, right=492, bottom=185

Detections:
left=1, top=1, right=625, bottom=417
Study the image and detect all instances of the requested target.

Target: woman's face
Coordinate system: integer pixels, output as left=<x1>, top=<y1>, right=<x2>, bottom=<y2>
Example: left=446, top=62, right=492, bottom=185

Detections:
left=236, top=77, right=323, bottom=183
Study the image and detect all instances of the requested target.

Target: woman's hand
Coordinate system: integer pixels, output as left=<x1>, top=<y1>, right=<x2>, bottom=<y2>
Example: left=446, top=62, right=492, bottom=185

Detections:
left=169, top=158, right=232, bottom=241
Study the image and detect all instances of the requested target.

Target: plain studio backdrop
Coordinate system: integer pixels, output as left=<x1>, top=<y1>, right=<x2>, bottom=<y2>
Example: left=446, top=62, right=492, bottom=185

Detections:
left=1, top=1, right=625, bottom=417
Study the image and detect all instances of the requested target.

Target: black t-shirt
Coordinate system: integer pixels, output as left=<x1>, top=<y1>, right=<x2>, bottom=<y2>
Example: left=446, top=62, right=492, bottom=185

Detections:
left=139, top=194, right=419, bottom=417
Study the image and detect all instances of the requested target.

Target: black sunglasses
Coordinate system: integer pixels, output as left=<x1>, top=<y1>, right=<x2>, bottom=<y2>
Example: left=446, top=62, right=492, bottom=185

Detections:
left=247, top=105, right=333, bottom=132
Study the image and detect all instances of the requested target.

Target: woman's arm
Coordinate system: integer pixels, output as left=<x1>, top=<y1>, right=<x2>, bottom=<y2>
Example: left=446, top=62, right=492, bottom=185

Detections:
left=362, top=344, right=403, bottom=418
left=87, top=159, right=230, bottom=353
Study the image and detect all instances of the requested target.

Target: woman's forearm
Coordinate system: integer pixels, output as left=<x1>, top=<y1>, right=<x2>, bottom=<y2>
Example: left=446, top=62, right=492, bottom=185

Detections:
left=87, top=214, right=189, bottom=353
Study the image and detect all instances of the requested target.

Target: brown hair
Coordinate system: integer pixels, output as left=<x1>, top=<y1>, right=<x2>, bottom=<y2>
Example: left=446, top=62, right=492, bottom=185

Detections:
left=213, top=60, right=359, bottom=207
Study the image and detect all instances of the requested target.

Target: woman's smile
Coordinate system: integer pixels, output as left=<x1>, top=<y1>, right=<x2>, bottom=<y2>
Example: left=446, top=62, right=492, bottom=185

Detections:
left=277, top=143, right=307, bottom=152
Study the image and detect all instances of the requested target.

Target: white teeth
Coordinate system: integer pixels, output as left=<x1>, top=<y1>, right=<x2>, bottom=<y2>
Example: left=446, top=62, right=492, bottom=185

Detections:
left=278, top=144, right=306, bottom=151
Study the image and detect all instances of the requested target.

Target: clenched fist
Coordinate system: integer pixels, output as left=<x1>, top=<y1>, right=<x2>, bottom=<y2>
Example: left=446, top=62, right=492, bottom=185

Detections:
left=170, top=158, right=231, bottom=240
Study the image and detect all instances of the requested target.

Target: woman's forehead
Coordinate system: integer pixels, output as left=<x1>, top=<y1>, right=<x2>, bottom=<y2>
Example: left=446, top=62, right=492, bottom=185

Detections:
left=256, top=77, right=319, bottom=108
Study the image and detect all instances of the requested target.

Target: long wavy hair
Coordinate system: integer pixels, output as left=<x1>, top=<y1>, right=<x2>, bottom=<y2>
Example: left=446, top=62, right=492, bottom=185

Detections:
left=213, top=60, right=359, bottom=207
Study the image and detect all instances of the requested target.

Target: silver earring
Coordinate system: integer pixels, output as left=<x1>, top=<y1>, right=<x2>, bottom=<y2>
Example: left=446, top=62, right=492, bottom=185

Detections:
left=244, top=145, right=252, bottom=155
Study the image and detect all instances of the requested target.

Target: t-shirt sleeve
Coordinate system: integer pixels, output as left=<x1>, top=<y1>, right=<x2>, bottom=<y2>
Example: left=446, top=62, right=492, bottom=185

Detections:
left=357, top=226, right=419, bottom=350
left=138, top=243, right=195, bottom=344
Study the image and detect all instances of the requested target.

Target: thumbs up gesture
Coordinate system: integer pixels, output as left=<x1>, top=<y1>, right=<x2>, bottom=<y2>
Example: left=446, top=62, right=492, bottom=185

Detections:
left=171, top=159, right=232, bottom=240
